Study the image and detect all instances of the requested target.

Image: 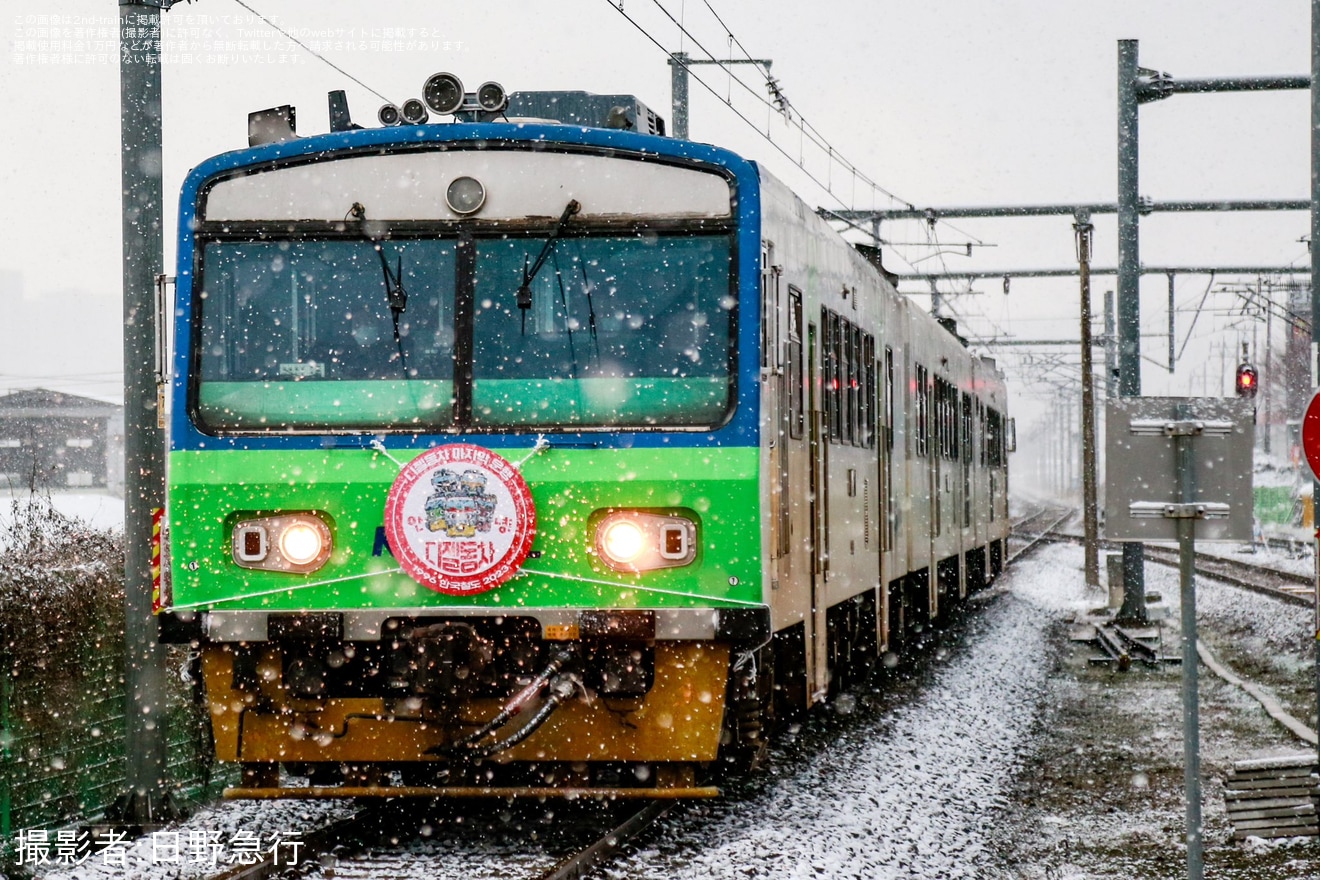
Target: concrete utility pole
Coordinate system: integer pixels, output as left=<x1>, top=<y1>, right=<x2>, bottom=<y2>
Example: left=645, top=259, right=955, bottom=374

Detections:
left=114, top=0, right=176, bottom=825
left=668, top=52, right=772, bottom=140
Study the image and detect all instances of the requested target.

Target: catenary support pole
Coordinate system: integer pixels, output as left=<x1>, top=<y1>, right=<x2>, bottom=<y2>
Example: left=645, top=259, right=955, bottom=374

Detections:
left=1167, top=273, right=1176, bottom=373
left=1076, top=215, right=1099, bottom=587
left=115, top=0, right=174, bottom=824
left=1117, top=39, right=1148, bottom=622
left=668, top=54, right=771, bottom=142
left=1105, top=290, right=1117, bottom=397
left=669, top=52, right=689, bottom=140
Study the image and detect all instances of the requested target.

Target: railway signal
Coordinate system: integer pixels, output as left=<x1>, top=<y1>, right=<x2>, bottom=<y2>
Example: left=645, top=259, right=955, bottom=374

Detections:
left=1234, top=363, right=1258, bottom=399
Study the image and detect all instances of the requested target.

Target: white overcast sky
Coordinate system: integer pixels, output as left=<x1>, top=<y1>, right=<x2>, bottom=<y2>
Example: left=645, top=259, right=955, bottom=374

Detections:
left=0, top=0, right=1313, bottom=426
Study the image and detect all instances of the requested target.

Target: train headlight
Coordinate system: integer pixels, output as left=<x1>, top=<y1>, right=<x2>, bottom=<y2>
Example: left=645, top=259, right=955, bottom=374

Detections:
left=400, top=98, right=429, bottom=125
left=279, top=522, right=325, bottom=566
left=476, top=81, right=508, bottom=113
left=594, top=511, right=697, bottom=572
left=446, top=176, right=486, bottom=215
left=232, top=514, right=333, bottom=573
left=422, top=72, right=465, bottom=115
left=601, top=520, right=645, bottom=564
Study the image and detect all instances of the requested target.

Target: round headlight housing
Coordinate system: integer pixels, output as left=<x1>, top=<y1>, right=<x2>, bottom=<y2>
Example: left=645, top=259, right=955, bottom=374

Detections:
left=400, top=98, right=429, bottom=125
left=232, top=513, right=333, bottom=573
left=594, top=511, right=698, bottom=572
left=601, top=520, right=645, bottom=564
left=446, top=176, right=486, bottom=215
left=279, top=522, right=325, bottom=566
left=476, top=80, right=508, bottom=113
left=423, top=72, right=465, bottom=115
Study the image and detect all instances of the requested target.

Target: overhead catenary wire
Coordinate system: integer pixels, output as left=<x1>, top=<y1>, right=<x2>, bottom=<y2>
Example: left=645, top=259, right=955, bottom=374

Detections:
left=228, top=0, right=392, bottom=104
left=618, top=0, right=917, bottom=215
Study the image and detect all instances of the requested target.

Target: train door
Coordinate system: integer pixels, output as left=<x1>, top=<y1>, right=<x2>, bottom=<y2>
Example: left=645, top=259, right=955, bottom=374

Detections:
left=807, top=321, right=827, bottom=699
left=781, top=285, right=804, bottom=588
left=960, top=391, right=973, bottom=596
left=762, top=245, right=788, bottom=581
left=929, top=372, right=939, bottom=620
left=878, top=344, right=894, bottom=651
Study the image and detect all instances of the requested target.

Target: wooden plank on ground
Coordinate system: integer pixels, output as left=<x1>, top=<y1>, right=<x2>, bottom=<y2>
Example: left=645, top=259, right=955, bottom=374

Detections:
left=1224, top=786, right=1318, bottom=800
left=1225, top=805, right=1316, bottom=821
left=1223, top=775, right=1319, bottom=791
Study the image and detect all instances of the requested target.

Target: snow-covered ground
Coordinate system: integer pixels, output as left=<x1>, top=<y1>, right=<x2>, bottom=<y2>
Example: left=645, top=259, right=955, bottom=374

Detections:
left=0, top=490, right=124, bottom=532
left=601, top=542, right=1093, bottom=880
left=23, top=538, right=1317, bottom=879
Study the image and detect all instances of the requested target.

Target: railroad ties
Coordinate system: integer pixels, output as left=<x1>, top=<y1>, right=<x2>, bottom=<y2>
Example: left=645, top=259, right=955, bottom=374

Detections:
left=1224, top=754, right=1320, bottom=840
left=1082, top=622, right=1178, bottom=670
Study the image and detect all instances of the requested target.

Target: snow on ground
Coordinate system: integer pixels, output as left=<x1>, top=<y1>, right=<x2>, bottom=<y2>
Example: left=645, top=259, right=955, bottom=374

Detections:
left=605, top=545, right=1093, bottom=880
left=22, top=535, right=1316, bottom=879
left=0, top=490, right=124, bottom=533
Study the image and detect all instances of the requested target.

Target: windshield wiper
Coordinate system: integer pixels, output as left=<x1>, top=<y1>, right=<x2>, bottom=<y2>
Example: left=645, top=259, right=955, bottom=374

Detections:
left=517, top=199, right=581, bottom=335
left=347, top=201, right=409, bottom=373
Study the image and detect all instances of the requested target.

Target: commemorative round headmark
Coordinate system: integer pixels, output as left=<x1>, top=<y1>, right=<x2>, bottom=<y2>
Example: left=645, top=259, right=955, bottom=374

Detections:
left=384, top=444, right=536, bottom=595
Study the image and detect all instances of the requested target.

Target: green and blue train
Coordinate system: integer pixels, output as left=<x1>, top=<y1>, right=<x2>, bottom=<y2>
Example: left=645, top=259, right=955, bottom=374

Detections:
left=157, top=74, right=1011, bottom=799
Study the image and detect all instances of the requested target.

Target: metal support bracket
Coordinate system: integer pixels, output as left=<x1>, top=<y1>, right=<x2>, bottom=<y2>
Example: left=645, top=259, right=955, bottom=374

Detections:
left=1129, top=501, right=1231, bottom=520
left=1128, top=418, right=1234, bottom=437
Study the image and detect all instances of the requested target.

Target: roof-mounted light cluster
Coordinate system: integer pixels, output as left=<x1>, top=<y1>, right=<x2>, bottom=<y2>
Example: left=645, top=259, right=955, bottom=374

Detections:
left=378, top=73, right=508, bottom=127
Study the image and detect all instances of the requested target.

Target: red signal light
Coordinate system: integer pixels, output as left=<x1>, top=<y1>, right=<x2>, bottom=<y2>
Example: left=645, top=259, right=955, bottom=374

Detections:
left=1235, top=364, right=1258, bottom=399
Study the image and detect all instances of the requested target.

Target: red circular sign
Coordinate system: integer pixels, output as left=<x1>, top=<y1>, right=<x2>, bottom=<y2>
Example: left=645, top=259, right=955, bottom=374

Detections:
left=384, top=444, right=536, bottom=595
left=1304, top=392, right=1320, bottom=482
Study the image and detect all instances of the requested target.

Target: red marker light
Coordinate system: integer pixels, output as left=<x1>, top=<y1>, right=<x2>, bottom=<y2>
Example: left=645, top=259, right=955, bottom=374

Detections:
left=1235, top=364, right=1258, bottom=399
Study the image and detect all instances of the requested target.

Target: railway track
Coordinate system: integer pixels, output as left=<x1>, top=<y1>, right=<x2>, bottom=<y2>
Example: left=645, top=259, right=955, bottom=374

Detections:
left=1008, top=505, right=1073, bottom=563
left=1037, top=520, right=1316, bottom=608
left=1140, top=543, right=1315, bottom=608
left=206, top=798, right=671, bottom=880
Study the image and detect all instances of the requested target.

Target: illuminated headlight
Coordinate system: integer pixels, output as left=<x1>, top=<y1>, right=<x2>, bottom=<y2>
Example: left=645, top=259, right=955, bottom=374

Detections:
left=594, top=511, right=697, bottom=572
left=232, top=514, right=332, bottom=573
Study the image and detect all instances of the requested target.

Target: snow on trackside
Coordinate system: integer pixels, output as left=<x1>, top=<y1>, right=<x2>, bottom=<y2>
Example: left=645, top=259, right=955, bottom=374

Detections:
left=605, top=544, right=1092, bottom=880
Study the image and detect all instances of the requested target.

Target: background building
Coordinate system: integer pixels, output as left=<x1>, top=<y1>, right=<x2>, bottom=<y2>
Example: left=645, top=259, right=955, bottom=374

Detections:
left=0, top=389, right=124, bottom=495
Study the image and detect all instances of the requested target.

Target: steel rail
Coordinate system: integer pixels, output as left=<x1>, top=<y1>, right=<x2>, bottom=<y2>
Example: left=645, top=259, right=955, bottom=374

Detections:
left=537, top=799, right=672, bottom=880
left=203, top=797, right=672, bottom=880
left=1141, top=544, right=1316, bottom=608
left=1043, top=527, right=1315, bottom=608
left=1008, top=507, right=1074, bottom=564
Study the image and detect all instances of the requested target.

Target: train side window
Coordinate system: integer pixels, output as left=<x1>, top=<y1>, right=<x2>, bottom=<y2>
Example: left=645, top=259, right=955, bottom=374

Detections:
left=850, top=324, right=863, bottom=447
left=934, top=379, right=944, bottom=459
left=914, top=362, right=928, bottom=458
left=788, top=286, right=803, bottom=439
left=863, top=333, right=876, bottom=449
left=944, top=380, right=956, bottom=460
left=987, top=407, right=1003, bottom=467
left=966, top=390, right=976, bottom=461
left=822, top=308, right=834, bottom=443
left=843, top=319, right=855, bottom=446
left=977, top=398, right=986, bottom=466
left=829, top=311, right=843, bottom=443
left=884, top=346, right=894, bottom=452
left=933, top=378, right=945, bottom=459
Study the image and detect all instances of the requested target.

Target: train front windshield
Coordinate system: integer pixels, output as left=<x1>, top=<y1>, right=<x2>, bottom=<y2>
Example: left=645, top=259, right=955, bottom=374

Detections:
left=193, top=233, right=735, bottom=432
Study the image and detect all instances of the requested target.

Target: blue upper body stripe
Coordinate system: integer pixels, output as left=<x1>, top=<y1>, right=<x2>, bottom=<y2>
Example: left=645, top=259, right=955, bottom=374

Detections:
left=171, top=123, right=762, bottom=453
